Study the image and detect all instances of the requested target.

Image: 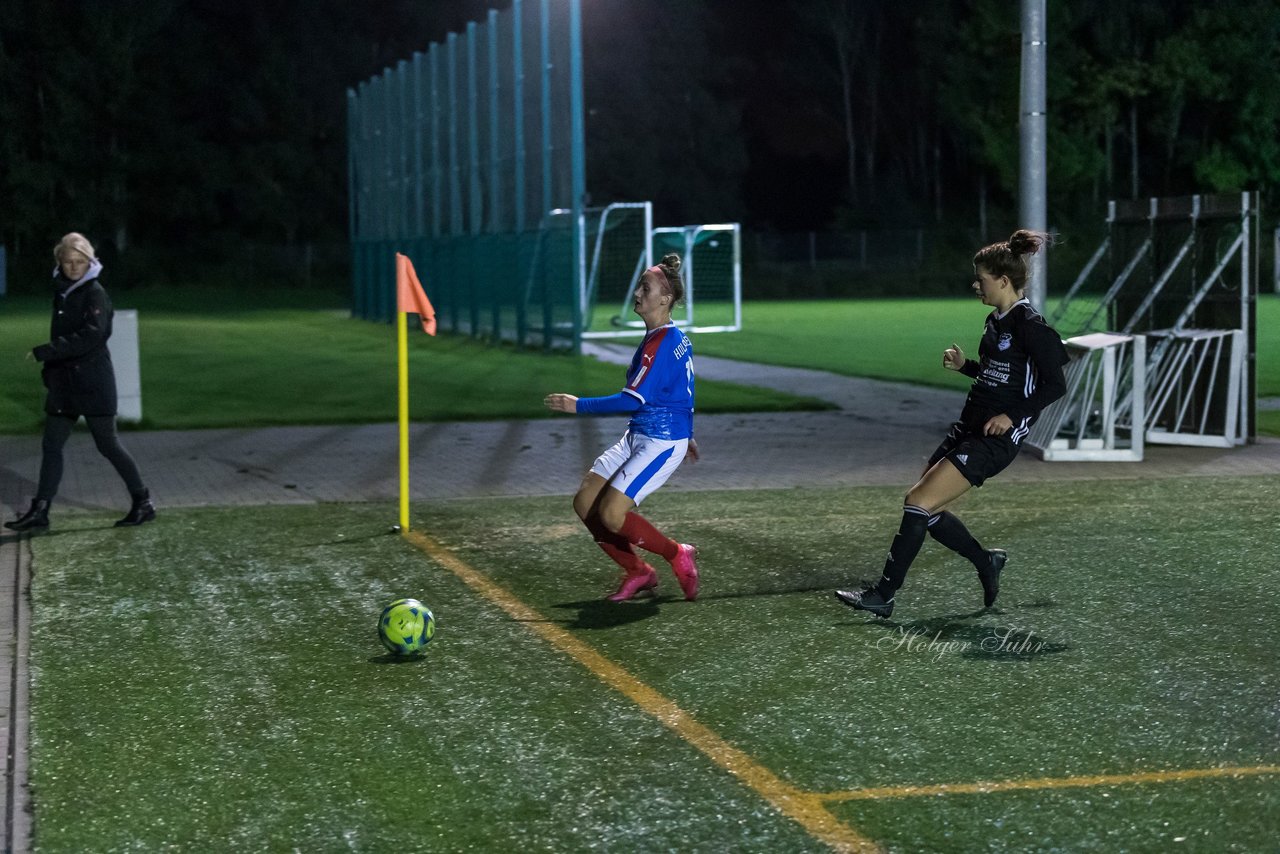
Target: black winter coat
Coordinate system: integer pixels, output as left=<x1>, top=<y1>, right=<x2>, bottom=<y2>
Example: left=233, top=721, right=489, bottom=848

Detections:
left=32, top=277, right=118, bottom=417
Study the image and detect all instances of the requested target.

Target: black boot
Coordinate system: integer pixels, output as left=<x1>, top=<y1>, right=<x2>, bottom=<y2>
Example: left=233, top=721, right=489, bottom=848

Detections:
left=115, top=489, right=156, bottom=527
left=5, top=499, right=51, bottom=532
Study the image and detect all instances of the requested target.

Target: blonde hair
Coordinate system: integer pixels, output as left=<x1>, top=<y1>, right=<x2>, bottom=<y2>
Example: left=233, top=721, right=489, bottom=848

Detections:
left=53, top=232, right=97, bottom=263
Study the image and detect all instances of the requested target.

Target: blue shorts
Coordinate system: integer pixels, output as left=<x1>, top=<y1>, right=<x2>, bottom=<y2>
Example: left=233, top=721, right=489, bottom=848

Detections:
left=591, top=431, right=689, bottom=504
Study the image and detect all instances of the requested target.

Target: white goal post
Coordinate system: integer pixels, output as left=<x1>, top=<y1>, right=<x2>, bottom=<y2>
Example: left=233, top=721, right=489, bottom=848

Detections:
left=579, top=203, right=742, bottom=339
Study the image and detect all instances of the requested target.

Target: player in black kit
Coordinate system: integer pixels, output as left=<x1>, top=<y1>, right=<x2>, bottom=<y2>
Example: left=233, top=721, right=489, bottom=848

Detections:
left=835, top=230, right=1068, bottom=617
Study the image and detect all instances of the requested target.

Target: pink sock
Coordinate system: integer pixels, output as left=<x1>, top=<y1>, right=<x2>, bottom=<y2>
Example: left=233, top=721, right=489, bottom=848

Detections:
left=620, top=513, right=679, bottom=561
left=597, top=541, right=648, bottom=574
left=585, top=517, right=646, bottom=574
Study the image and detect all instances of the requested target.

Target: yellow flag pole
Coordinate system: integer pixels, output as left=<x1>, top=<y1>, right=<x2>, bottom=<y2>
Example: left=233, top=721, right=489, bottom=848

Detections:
left=396, top=308, right=411, bottom=532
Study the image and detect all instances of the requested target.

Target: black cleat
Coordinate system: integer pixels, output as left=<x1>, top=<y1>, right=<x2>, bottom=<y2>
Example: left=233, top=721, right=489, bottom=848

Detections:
left=834, top=585, right=895, bottom=618
left=978, top=549, right=1007, bottom=607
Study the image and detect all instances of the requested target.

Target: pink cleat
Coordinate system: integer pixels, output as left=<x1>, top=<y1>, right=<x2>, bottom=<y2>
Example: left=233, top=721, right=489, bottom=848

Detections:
left=670, top=544, right=700, bottom=601
left=607, top=565, right=659, bottom=602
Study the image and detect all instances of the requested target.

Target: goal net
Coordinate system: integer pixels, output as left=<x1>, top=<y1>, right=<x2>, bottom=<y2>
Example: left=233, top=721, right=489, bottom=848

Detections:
left=580, top=204, right=742, bottom=339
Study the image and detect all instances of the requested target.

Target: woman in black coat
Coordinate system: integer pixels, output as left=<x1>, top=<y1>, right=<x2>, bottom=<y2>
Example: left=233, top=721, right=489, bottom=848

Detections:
left=5, top=233, right=155, bottom=532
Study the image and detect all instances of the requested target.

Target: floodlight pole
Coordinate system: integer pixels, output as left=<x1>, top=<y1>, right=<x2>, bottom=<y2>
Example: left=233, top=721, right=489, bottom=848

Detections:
left=569, top=0, right=586, bottom=354
left=1019, top=0, right=1048, bottom=310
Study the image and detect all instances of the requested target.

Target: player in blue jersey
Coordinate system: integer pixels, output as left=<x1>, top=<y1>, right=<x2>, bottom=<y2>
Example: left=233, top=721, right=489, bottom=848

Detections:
left=835, top=230, right=1068, bottom=617
left=544, top=253, right=701, bottom=603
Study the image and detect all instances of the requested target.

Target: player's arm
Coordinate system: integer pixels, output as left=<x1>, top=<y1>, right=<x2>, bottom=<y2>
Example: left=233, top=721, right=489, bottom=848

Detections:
left=544, top=391, right=642, bottom=415
left=942, top=342, right=980, bottom=377
left=1004, top=327, right=1069, bottom=423
left=577, top=391, right=642, bottom=414
left=982, top=413, right=1014, bottom=436
left=543, top=393, right=578, bottom=413
left=32, top=287, right=111, bottom=362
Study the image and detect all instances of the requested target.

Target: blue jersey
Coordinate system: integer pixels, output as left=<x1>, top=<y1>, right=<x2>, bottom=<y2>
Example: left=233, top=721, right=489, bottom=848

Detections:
left=622, top=324, right=695, bottom=440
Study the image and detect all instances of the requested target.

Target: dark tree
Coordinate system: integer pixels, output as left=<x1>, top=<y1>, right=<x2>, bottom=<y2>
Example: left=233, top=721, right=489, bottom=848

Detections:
left=582, top=0, right=747, bottom=226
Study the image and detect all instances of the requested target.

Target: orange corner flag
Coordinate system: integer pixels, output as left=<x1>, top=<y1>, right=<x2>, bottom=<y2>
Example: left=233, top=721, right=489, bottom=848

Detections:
left=396, top=253, right=437, bottom=335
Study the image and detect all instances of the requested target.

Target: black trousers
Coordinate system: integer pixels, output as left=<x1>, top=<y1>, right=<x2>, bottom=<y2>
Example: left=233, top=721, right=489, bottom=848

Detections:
left=37, top=414, right=145, bottom=500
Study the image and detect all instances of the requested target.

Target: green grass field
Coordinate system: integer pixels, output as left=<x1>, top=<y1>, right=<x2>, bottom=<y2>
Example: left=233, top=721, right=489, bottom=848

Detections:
left=689, top=294, right=1280, bottom=396
left=28, top=476, right=1280, bottom=851
left=6, top=291, right=1274, bottom=435
left=0, top=291, right=828, bottom=434
left=690, top=294, right=1280, bottom=438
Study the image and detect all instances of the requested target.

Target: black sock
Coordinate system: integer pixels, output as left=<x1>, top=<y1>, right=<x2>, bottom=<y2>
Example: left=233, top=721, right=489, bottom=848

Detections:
left=927, top=511, right=988, bottom=568
left=876, top=505, right=931, bottom=597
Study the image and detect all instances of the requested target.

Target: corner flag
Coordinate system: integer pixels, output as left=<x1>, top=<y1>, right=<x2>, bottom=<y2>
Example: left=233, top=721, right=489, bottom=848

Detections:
left=396, top=253, right=437, bottom=335
left=394, top=253, right=437, bottom=534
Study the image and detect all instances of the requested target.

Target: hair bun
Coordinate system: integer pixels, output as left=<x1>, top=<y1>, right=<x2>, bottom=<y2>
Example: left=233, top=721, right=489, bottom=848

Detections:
left=660, top=252, right=681, bottom=273
left=1007, top=229, right=1052, bottom=257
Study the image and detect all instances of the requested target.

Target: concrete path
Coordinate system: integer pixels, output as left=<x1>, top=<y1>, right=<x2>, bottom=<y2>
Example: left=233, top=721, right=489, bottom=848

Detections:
left=2, top=348, right=1278, bottom=851
left=4, top=346, right=1275, bottom=514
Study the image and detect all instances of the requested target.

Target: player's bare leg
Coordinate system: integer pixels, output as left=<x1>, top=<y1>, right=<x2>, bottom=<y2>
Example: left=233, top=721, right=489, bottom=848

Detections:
left=905, top=458, right=973, bottom=513
left=596, top=480, right=698, bottom=602
left=572, top=473, right=656, bottom=600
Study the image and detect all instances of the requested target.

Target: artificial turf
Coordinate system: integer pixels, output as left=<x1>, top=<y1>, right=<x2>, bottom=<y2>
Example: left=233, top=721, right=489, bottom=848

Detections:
left=26, top=476, right=1280, bottom=851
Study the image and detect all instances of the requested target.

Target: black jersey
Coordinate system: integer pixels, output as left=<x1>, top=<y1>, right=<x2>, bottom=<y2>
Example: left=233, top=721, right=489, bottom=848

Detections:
left=958, top=299, right=1069, bottom=442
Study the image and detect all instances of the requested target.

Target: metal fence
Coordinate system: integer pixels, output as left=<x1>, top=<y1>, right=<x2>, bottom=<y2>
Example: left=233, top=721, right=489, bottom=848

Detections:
left=347, top=0, right=585, bottom=349
left=1032, top=192, right=1260, bottom=455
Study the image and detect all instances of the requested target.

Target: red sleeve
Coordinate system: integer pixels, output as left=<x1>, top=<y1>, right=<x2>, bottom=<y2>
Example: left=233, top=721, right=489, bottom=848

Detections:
left=625, top=327, right=670, bottom=402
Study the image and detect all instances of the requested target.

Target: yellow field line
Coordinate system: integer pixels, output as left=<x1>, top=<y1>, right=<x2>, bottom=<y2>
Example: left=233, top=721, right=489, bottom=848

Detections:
left=403, top=530, right=882, bottom=854
left=822, top=765, right=1280, bottom=802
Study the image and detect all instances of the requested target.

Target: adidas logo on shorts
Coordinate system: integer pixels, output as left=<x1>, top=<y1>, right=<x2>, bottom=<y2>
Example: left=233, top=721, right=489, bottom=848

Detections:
left=956, top=454, right=969, bottom=465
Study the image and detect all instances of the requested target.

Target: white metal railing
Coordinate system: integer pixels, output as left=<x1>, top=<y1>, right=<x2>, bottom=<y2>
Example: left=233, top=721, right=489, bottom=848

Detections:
left=1026, top=332, right=1146, bottom=462
left=1144, top=329, right=1245, bottom=447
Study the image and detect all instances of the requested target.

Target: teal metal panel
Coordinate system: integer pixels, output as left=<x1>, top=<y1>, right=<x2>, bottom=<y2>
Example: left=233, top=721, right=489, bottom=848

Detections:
left=429, top=43, right=442, bottom=240
left=539, top=0, right=552, bottom=218
left=347, top=0, right=585, bottom=347
left=447, top=33, right=462, bottom=236
left=569, top=0, right=585, bottom=352
left=396, top=58, right=410, bottom=240
left=512, top=0, right=526, bottom=234
left=412, top=52, right=425, bottom=238
left=466, top=21, right=482, bottom=239
left=487, top=9, right=501, bottom=236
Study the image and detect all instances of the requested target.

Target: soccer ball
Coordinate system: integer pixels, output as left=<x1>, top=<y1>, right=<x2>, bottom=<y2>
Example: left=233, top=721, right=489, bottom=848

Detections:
left=377, top=598, right=436, bottom=656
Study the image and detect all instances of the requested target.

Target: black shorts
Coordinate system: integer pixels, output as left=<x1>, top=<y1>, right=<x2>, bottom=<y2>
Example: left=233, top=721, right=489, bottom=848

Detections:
left=927, top=420, right=1022, bottom=487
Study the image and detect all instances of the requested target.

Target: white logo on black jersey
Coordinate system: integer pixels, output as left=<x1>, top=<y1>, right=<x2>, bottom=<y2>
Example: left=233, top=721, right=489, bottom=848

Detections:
left=998, top=333, right=1013, bottom=351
